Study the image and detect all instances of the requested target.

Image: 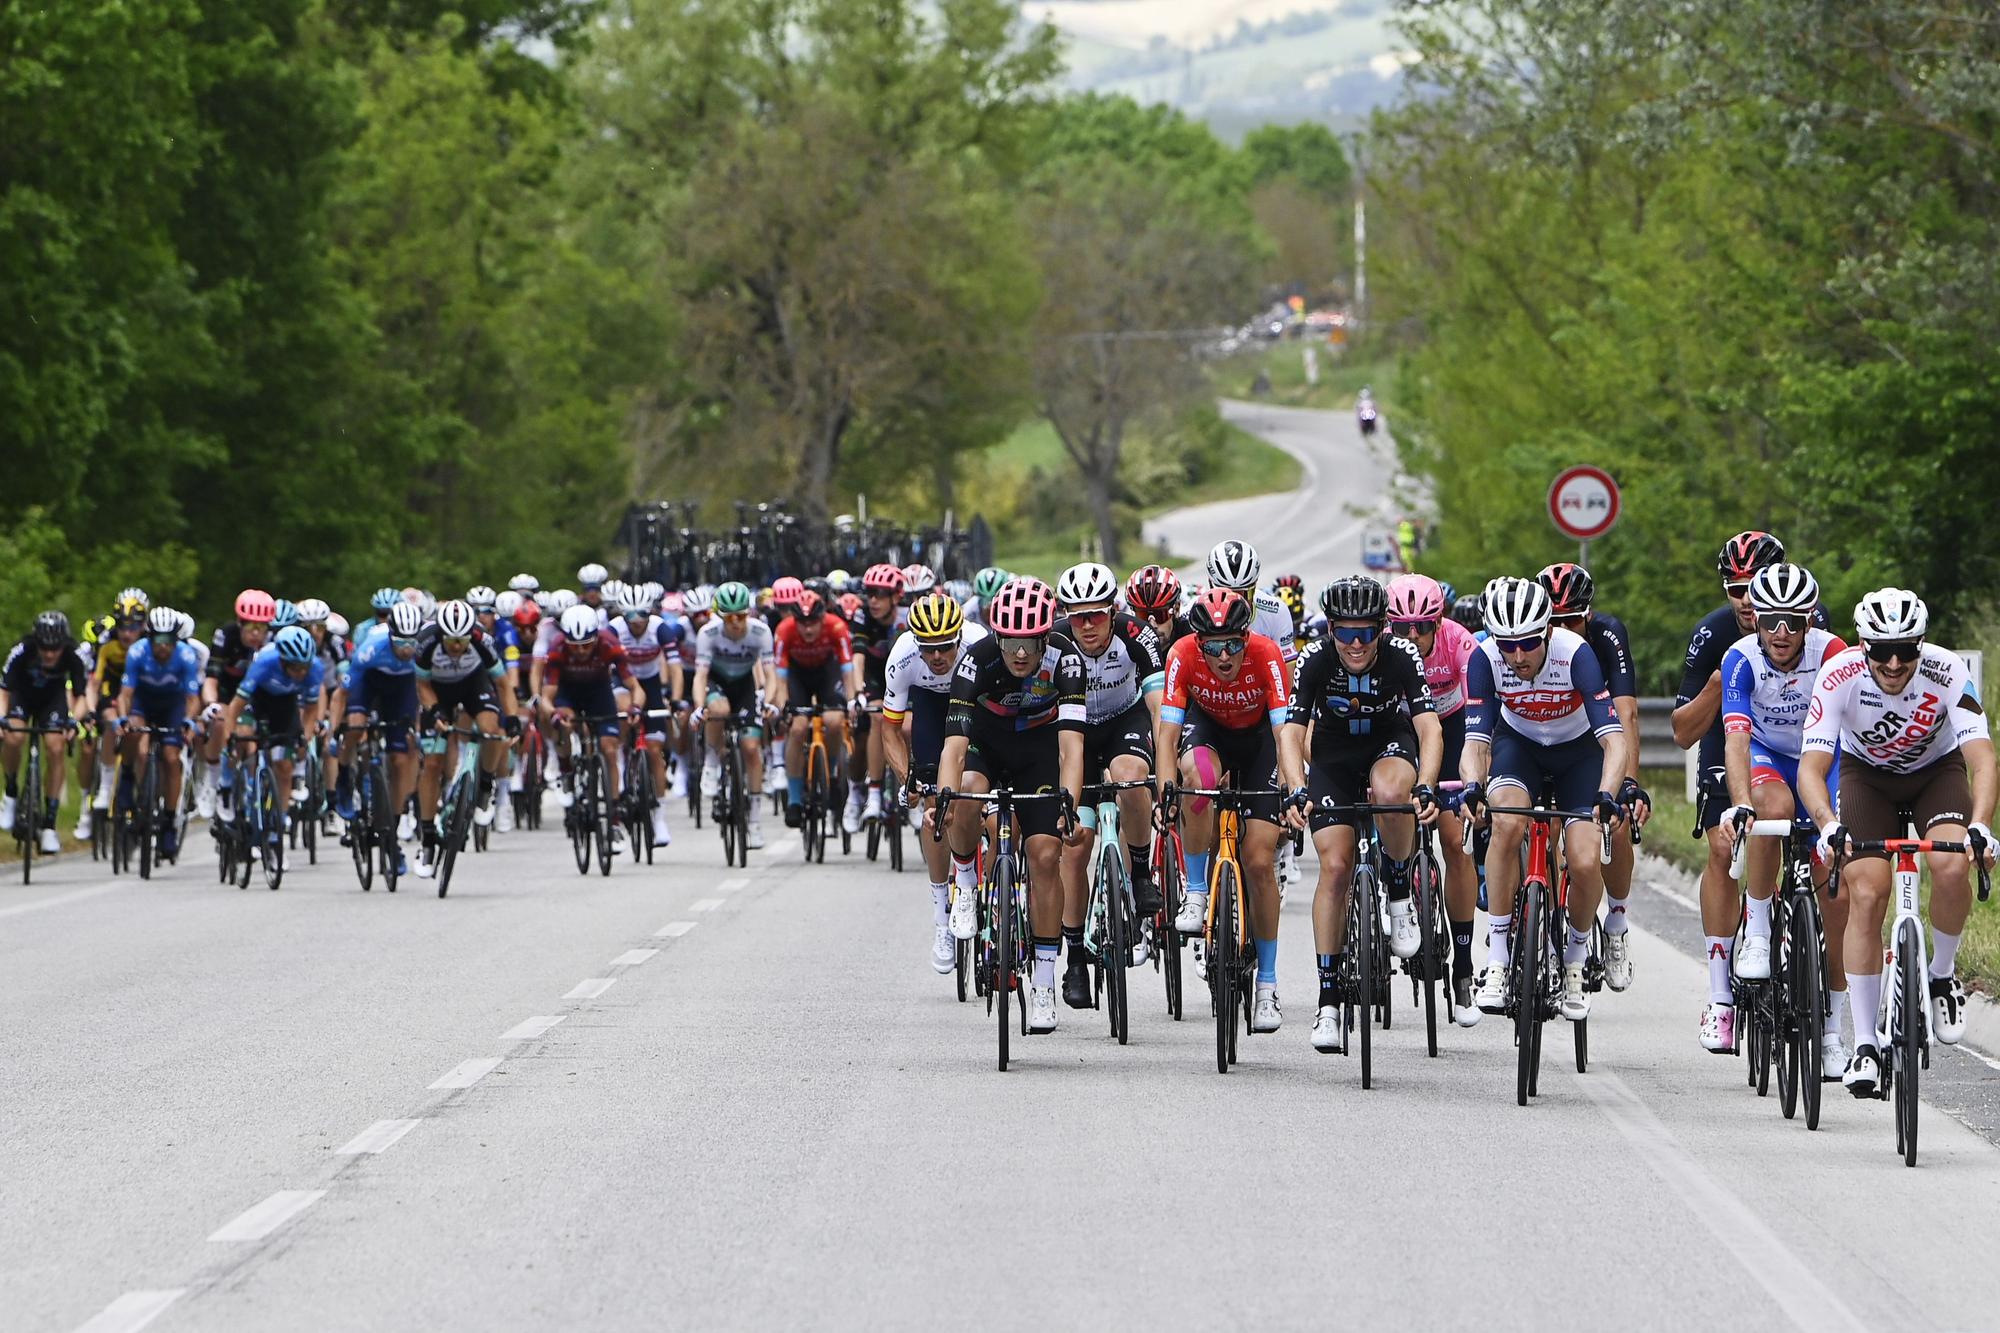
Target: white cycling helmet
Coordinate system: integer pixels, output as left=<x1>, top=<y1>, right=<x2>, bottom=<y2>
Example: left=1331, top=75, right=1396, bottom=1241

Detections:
left=682, top=587, right=713, bottom=614
left=508, top=573, right=540, bottom=594
left=601, top=578, right=629, bottom=608
left=295, top=597, right=330, bottom=624
left=1206, top=539, right=1260, bottom=590
left=146, top=606, right=180, bottom=635
left=1853, top=587, right=1927, bottom=641
left=436, top=599, right=478, bottom=638
left=326, top=612, right=349, bottom=639
left=577, top=562, right=609, bottom=589
left=1056, top=561, right=1118, bottom=608
left=1749, top=564, right=1818, bottom=615
left=900, top=563, right=937, bottom=595
left=560, top=604, right=601, bottom=640
left=1483, top=577, right=1553, bottom=638
left=494, top=590, right=523, bottom=619
left=551, top=589, right=579, bottom=613
left=465, top=584, right=497, bottom=609
left=388, top=602, right=424, bottom=637
left=641, top=580, right=664, bottom=606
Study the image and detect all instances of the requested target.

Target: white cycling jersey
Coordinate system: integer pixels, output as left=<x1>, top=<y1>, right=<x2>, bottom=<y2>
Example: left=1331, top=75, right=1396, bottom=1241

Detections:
left=1463, top=627, right=1619, bottom=746
left=695, top=616, right=774, bottom=681
left=1250, top=588, right=1297, bottom=666
left=1720, top=628, right=1846, bottom=758
left=612, top=615, right=676, bottom=680
left=1802, top=644, right=1989, bottom=775
left=880, top=623, right=988, bottom=721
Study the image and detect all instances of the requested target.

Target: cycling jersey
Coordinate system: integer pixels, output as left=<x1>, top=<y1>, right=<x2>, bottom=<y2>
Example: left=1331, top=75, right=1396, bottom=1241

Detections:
left=1291, top=633, right=1433, bottom=750
left=546, top=631, right=631, bottom=690
left=612, top=615, right=680, bottom=680
left=3, top=638, right=88, bottom=696
left=1414, top=617, right=1478, bottom=718
left=1463, top=628, right=1619, bottom=746
left=350, top=624, right=417, bottom=677
left=486, top=620, right=522, bottom=673
left=1721, top=629, right=1846, bottom=759
left=1160, top=633, right=1291, bottom=731
left=1802, top=645, right=1989, bottom=775
left=947, top=633, right=1087, bottom=734
left=206, top=625, right=266, bottom=703
left=1678, top=602, right=1831, bottom=774
left=1055, top=612, right=1165, bottom=726
left=121, top=642, right=203, bottom=697
left=846, top=606, right=904, bottom=691
left=695, top=618, right=774, bottom=681
left=773, top=613, right=854, bottom=674
left=674, top=616, right=705, bottom=671
left=240, top=644, right=326, bottom=699
left=93, top=633, right=137, bottom=692
left=412, top=627, right=505, bottom=685
left=881, top=623, right=989, bottom=722
left=1570, top=611, right=1636, bottom=698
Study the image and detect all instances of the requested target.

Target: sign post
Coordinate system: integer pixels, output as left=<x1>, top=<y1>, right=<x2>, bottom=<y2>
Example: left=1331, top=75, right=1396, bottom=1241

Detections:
left=1547, top=465, right=1622, bottom=566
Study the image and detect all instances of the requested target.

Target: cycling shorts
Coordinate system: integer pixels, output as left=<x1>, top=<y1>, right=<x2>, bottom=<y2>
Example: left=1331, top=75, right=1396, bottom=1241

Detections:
left=554, top=678, right=621, bottom=738
left=1177, top=704, right=1282, bottom=825
left=128, top=690, right=189, bottom=747
left=7, top=686, right=69, bottom=732
left=1082, top=697, right=1153, bottom=778
left=1836, top=750, right=1972, bottom=861
left=1308, top=720, right=1420, bottom=833
left=244, top=688, right=302, bottom=758
left=783, top=661, right=846, bottom=712
left=904, top=689, right=951, bottom=779
left=1749, top=744, right=1839, bottom=812
left=431, top=674, right=501, bottom=720
left=632, top=674, right=670, bottom=738
left=1487, top=723, right=1601, bottom=816
left=962, top=717, right=1065, bottom=840
left=706, top=672, right=761, bottom=725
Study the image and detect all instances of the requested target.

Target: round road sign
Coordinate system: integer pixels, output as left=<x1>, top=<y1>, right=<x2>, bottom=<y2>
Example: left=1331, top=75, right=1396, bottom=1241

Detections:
left=1548, top=465, right=1621, bottom=541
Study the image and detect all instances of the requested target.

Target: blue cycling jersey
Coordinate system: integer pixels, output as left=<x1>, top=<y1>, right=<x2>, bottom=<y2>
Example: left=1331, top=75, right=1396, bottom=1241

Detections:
left=350, top=623, right=418, bottom=677
left=122, top=641, right=203, bottom=696
left=241, top=643, right=327, bottom=698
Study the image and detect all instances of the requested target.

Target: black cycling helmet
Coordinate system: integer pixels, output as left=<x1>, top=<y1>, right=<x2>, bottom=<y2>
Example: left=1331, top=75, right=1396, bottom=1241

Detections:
left=1536, top=562, right=1594, bottom=617
left=1318, top=576, right=1388, bottom=623
left=1717, top=531, right=1785, bottom=581
left=1449, top=594, right=1484, bottom=632
left=32, top=610, right=71, bottom=649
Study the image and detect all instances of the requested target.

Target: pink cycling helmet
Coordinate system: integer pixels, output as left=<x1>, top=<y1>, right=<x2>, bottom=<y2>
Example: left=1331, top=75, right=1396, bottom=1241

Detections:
left=986, top=577, right=1057, bottom=637
left=771, top=577, right=804, bottom=605
left=234, top=589, right=277, bottom=623
left=1384, top=574, right=1445, bottom=622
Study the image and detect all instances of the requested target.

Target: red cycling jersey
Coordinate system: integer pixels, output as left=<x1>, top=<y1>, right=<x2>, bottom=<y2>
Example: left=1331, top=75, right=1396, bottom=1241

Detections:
left=774, top=614, right=854, bottom=673
left=547, top=630, right=630, bottom=688
left=1160, top=633, right=1291, bottom=730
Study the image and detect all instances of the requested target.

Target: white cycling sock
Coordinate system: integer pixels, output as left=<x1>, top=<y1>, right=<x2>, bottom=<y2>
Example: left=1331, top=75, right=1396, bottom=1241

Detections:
left=1485, top=910, right=1512, bottom=969
left=1931, top=928, right=1961, bottom=979
left=1564, top=924, right=1592, bottom=965
left=930, top=882, right=950, bottom=925
left=1602, top=896, right=1630, bottom=935
left=952, top=854, right=978, bottom=892
left=1744, top=894, right=1773, bottom=939
left=1848, top=972, right=1883, bottom=1048
left=1824, top=989, right=1847, bottom=1040
left=1032, top=940, right=1058, bottom=988
left=1705, top=937, right=1734, bottom=1004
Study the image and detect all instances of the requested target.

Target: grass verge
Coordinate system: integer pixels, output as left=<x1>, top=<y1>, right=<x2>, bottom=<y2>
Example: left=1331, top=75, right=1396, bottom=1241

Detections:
left=1218, top=342, right=1395, bottom=412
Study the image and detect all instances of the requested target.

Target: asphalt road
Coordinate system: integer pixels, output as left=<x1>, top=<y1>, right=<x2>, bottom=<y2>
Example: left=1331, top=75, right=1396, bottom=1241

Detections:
left=10, top=794, right=2000, bottom=1333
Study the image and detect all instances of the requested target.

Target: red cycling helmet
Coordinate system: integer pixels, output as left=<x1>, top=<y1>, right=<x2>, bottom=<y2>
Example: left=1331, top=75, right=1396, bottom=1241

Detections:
left=1188, top=587, right=1252, bottom=637
left=1717, top=531, right=1785, bottom=581
left=771, top=576, right=804, bottom=605
left=1536, top=562, right=1594, bottom=616
left=861, top=563, right=905, bottom=594
left=1273, top=572, right=1305, bottom=594
left=1124, top=564, right=1182, bottom=615
left=987, top=577, right=1057, bottom=637
left=1385, top=574, right=1446, bottom=622
left=837, top=591, right=863, bottom=618
left=513, top=601, right=542, bottom=630
left=794, top=589, right=824, bottom=619
left=235, top=589, right=276, bottom=623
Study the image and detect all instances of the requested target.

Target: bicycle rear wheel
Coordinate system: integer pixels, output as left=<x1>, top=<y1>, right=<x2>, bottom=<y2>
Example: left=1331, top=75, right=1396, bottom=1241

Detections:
left=1212, top=862, right=1238, bottom=1073
left=994, top=854, right=1015, bottom=1072
left=1896, top=918, right=1923, bottom=1166
left=1355, top=866, right=1376, bottom=1088
left=1515, top=883, right=1545, bottom=1106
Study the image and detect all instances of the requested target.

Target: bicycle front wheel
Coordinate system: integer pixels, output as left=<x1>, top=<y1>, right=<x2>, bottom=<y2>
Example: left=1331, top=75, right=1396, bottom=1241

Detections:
left=1896, top=917, right=1924, bottom=1167
left=1212, top=862, right=1238, bottom=1073
left=1158, top=836, right=1183, bottom=1021
left=1104, top=848, right=1130, bottom=1046
left=1792, top=894, right=1825, bottom=1130
left=351, top=782, right=375, bottom=892
left=1515, top=882, right=1545, bottom=1107
left=994, top=855, right=1015, bottom=1072
left=1414, top=851, right=1440, bottom=1057
left=137, top=755, right=158, bottom=881
left=1354, top=866, right=1376, bottom=1089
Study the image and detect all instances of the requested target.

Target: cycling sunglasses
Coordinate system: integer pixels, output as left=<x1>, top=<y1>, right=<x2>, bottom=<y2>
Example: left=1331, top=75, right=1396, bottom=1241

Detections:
left=390, top=635, right=419, bottom=651
left=1494, top=635, right=1545, bottom=654
left=1389, top=618, right=1437, bottom=636
left=443, top=635, right=471, bottom=652
left=1066, top=607, right=1112, bottom=626
left=917, top=639, right=961, bottom=656
left=1199, top=637, right=1246, bottom=658
left=1331, top=625, right=1381, bottom=645
left=998, top=635, right=1045, bottom=657
left=1756, top=612, right=1808, bottom=633
left=1724, top=581, right=1753, bottom=599
left=1865, top=639, right=1922, bottom=664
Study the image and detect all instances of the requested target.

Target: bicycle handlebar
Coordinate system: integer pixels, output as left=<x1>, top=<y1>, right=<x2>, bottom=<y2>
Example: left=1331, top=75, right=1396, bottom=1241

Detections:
left=923, top=785, right=1070, bottom=842
left=1727, top=817, right=1813, bottom=880
left=1829, top=837, right=1993, bottom=902
left=1479, top=805, right=1614, bottom=865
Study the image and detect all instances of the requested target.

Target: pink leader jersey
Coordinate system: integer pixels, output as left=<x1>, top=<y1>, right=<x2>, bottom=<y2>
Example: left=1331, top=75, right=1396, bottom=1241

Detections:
left=1420, top=617, right=1479, bottom=719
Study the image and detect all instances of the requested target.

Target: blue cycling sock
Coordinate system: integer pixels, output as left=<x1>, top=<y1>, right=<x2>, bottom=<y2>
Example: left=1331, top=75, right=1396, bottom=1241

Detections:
left=787, top=776, right=804, bottom=806
left=1186, top=851, right=1212, bottom=895
left=1255, top=937, right=1279, bottom=985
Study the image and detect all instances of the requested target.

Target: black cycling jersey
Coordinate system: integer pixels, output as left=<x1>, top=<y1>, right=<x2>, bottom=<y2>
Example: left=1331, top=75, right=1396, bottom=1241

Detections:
left=3, top=638, right=88, bottom=695
left=206, top=624, right=261, bottom=703
left=1570, top=611, right=1636, bottom=699
left=413, top=626, right=503, bottom=685
left=1054, top=611, right=1164, bottom=726
left=946, top=632, right=1088, bottom=736
left=845, top=606, right=899, bottom=691
left=1291, top=633, right=1433, bottom=756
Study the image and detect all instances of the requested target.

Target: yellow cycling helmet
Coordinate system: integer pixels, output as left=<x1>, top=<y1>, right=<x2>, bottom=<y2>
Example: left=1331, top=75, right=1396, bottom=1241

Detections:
left=907, top=591, right=964, bottom=644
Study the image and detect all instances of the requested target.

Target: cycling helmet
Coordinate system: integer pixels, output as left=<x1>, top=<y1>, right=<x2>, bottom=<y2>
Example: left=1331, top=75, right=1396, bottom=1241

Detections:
left=907, top=592, right=965, bottom=644
left=274, top=625, right=315, bottom=664
left=270, top=598, right=300, bottom=629
left=1056, top=561, right=1118, bottom=608
left=117, top=585, right=150, bottom=611
left=1206, top=539, right=1260, bottom=590
left=1319, top=576, right=1388, bottom=623
left=388, top=602, right=424, bottom=637
left=682, top=587, right=715, bottom=615
left=1384, top=574, right=1446, bottom=622
left=508, top=573, right=540, bottom=594
left=1717, top=531, right=1785, bottom=581
left=986, top=577, right=1057, bottom=637
left=1273, top=573, right=1305, bottom=596
left=944, top=578, right=973, bottom=604
left=466, top=585, right=497, bottom=610
left=802, top=576, right=830, bottom=605
left=618, top=588, right=650, bottom=617
left=512, top=600, right=541, bottom=631
left=296, top=598, right=330, bottom=624
left=1749, top=563, right=1819, bottom=615
left=826, top=569, right=852, bottom=592
left=1273, top=583, right=1305, bottom=626
left=493, top=590, right=522, bottom=619
left=1853, top=587, right=1927, bottom=641
left=32, top=610, right=71, bottom=648
left=1438, top=580, right=1458, bottom=606
left=324, top=612, right=346, bottom=640
left=577, top=562, right=609, bottom=590
left=371, top=587, right=400, bottom=612
left=901, top=564, right=937, bottom=596
left=1450, top=594, right=1483, bottom=632
left=235, top=589, right=276, bottom=623
left=436, top=599, right=478, bottom=638
left=794, top=589, right=824, bottom=618
left=115, top=590, right=150, bottom=621
left=550, top=589, right=579, bottom=614
left=1189, top=587, right=1254, bottom=637
left=560, top=604, right=601, bottom=640
left=1124, top=564, right=1182, bottom=615
left=533, top=591, right=555, bottom=614
left=836, top=591, right=862, bottom=618
left=973, top=567, right=1010, bottom=602
left=861, top=563, right=904, bottom=594
left=146, top=606, right=180, bottom=635
left=1536, top=562, right=1594, bottom=616
left=600, top=580, right=628, bottom=612
left=1483, top=577, right=1553, bottom=638
left=713, top=582, right=752, bottom=614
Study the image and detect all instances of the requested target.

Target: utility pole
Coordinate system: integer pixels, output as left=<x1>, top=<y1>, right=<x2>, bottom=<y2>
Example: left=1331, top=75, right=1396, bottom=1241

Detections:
left=1351, top=137, right=1366, bottom=330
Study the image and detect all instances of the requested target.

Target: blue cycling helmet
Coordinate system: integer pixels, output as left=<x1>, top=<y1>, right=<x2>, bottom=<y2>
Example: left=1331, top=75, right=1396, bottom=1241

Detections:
left=274, top=625, right=315, bottom=664
left=1437, top=581, right=1457, bottom=607
left=271, top=598, right=300, bottom=629
left=370, top=586, right=400, bottom=612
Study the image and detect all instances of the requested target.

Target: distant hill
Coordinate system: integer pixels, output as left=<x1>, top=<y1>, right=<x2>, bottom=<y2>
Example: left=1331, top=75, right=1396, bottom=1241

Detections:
left=1021, top=0, right=1410, bottom=135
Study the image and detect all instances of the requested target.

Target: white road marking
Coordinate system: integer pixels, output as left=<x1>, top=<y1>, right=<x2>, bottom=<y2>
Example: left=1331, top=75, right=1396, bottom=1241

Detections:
left=0, top=882, right=125, bottom=920
left=717, top=877, right=750, bottom=892
left=563, top=977, right=618, bottom=1000
left=1950, top=1041, right=2000, bottom=1074
left=609, top=948, right=659, bottom=967
left=498, top=1015, right=566, bottom=1041
left=763, top=841, right=795, bottom=861
left=689, top=898, right=724, bottom=912
left=1574, top=1071, right=1866, bottom=1333
left=73, top=1289, right=186, bottom=1333
left=429, top=1057, right=504, bottom=1089
left=208, top=1189, right=327, bottom=1243
left=336, top=1119, right=423, bottom=1155
left=654, top=920, right=697, bottom=938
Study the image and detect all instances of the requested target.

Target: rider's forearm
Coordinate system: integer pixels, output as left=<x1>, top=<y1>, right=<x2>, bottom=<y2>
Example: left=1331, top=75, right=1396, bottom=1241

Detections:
left=1598, top=731, right=1629, bottom=794
left=936, top=735, right=967, bottom=792
left=1966, top=738, right=1997, bottom=827
left=1278, top=722, right=1308, bottom=791
left=1059, top=729, right=1083, bottom=803
left=1459, top=737, right=1490, bottom=788
left=1671, top=674, right=1720, bottom=748
left=1797, top=752, right=1835, bottom=828
left=1613, top=696, right=1641, bottom=781
left=1723, top=731, right=1753, bottom=808
left=1413, top=713, right=1442, bottom=788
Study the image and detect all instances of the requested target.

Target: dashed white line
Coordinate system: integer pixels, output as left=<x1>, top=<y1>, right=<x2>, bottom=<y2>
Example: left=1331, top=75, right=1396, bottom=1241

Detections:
left=208, top=1189, right=327, bottom=1243
left=499, top=1015, right=566, bottom=1041
left=610, top=948, right=660, bottom=967
left=690, top=898, right=724, bottom=912
left=563, top=977, right=618, bottom=1000
left=429, top=1057, right=504, bottom=1089
left=717, top=877, right=750, bottom=892
left=336, top=1119, right=423, bottom=1155
left=654, top=921, right=697, bottom=938
left=73, top=1289, right=186, bottom=1333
